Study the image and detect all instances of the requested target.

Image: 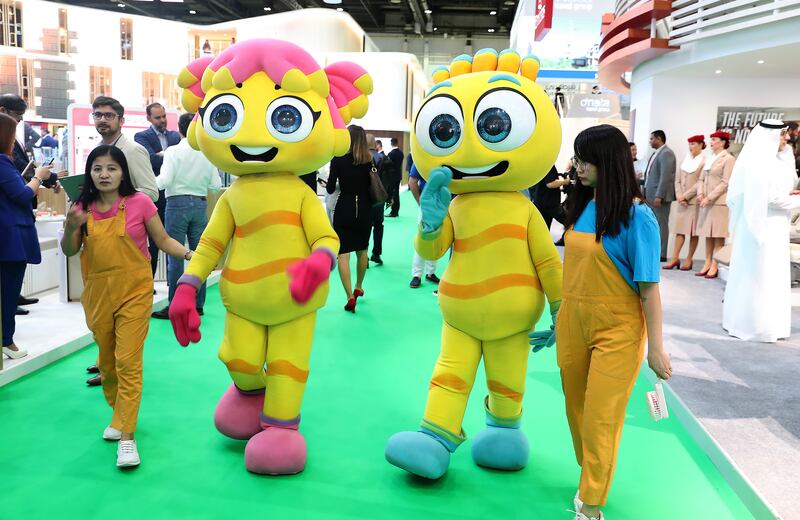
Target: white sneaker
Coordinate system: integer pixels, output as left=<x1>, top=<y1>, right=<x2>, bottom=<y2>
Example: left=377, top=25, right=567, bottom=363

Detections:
left=574, top=491, right=583, bottom=512
left=103, top=426, right=122, bottom=441
left=571, top=493, right=604, bottom=520
left=116, top=440, right=140, bottom=467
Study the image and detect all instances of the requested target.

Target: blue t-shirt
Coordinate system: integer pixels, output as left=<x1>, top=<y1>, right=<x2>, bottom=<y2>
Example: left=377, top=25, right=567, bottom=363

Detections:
left=573, top=200, right=660, bottom=293
left=409, top=164, right=426, bottom=191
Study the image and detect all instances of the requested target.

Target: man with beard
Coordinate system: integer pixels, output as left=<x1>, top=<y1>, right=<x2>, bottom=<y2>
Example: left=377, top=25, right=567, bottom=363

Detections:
left=91, top=96, right=157, bottom=201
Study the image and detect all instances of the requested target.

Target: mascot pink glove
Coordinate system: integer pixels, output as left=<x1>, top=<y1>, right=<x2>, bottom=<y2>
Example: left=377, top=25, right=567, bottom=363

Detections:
left=169, top=282, right=202, bottom=346
left=287, top=249, right=335, bottom=304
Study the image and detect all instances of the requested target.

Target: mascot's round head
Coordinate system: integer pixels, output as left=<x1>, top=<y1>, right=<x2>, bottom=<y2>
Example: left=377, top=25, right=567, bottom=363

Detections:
left=411, top=49, right=561, bottom=194
left=178, top=39, right=372, bottom=176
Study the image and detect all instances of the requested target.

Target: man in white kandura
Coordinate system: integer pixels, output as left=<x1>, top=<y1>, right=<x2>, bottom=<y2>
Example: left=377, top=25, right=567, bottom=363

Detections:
left=723, top=119, right=799, bottom=342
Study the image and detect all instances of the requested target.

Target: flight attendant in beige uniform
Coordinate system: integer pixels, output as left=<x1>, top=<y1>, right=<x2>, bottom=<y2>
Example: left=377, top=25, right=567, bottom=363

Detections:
left=665, top=135, right=705, bottom=270
left=697, top=131, right=736, bottom=278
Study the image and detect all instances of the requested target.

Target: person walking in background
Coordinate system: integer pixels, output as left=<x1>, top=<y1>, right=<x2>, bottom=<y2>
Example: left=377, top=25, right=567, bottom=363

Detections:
left=327, top=126, right=373, bottom=313
left=643, top=130, right=677, bottom=261
left=135, top=103, right=181, bottom=278
left=151, top=113, right=222, bottom=320
left=60, top=145, right=193, bottom=468
left=408, top=164, right=439, bottom=289
left=530, top=165, right=568, bottom=233
left=664, top=135, right=705, bottom=270
left=0, top=112, right=53, bottom=360
left=366, top=133, right=385, bottom=265
left=696, top=131, right=736, bottom=279
left=555, top=125, right=671, bottom=520
left=385, top=137, right=404, bottom=218
left=724, top=121, right=800, bottom=342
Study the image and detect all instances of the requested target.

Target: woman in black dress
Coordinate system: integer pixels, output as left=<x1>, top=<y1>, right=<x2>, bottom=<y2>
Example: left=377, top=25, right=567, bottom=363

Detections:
left=327, top=125, right=373, bottom=313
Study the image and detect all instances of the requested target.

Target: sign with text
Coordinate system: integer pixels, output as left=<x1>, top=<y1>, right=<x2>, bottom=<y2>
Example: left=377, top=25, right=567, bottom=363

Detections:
left=716, top=106, right=800, bottom=155
left=535, top=0, right=555, bottom=41
left=565, top=94, right=621, bottom=118
left=67, top=104, right=179, bottom=177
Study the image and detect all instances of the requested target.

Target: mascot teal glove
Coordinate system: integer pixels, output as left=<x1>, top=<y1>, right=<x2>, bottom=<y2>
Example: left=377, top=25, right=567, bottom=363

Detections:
left=529, top=306, right=558, bottom=353
left=420, top=167, right=453, bottom=234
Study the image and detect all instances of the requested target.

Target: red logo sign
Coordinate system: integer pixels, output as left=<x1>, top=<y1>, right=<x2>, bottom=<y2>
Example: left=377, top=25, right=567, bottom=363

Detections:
left=534, top=0, right=554, bottom=41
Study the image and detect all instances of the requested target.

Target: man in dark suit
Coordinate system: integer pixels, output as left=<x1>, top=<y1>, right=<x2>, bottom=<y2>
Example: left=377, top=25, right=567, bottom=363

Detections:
left=134, top=102, right=181, bottom=277
left=643, top=129, right=677, bottom=261
left=386, top=137, right=405, bottom=217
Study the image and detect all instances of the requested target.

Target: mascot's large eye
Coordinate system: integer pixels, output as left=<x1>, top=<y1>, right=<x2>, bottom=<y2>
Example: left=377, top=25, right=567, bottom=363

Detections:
left=415, top=95, right=464, bottom=156
left=266, top=97, right=316, bottom=143
left=473, top=89, right=536, bottom=151
left=202, top=94, right=245, bottom=140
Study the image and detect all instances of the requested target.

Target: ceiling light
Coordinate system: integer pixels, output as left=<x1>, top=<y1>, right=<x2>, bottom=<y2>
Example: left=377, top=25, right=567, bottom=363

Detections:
left=490, top=10, right=497, bottom=15
left=757, top=59, right=765, bottom=64
left=488, top=28, right=495, bottom=32
left=323, top=0, right=342, bottom=4
left=336, top=7, right=344, bottom=11
left=424, top=9, right=432, bottom=14
left=189, top=9, right=196, bottom=14
left=715, top=69, right=722, bottom=74
left=117, top=3, right=125, bottom=7
left=264, top=6, right=271, bottom=10
left=433, top=27, right=438, bottom=31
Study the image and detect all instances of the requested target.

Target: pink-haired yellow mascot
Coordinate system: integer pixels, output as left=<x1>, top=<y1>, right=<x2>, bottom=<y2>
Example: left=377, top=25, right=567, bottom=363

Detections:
left=169, top=39, right=371, bottom=475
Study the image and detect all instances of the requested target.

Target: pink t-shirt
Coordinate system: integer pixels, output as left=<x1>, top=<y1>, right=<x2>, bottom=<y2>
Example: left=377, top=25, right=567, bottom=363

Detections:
left=78, top=193, right=158, bottom=260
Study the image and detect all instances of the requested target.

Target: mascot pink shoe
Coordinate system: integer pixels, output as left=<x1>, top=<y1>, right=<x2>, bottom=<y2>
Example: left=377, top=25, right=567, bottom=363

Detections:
left=213, top=384, right=265, bottom=440
left=245, top=416, right=306, bottom=475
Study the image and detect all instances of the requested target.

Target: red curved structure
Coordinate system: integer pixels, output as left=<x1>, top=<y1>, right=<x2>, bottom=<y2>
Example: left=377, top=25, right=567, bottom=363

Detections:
left=598, top=0, right=677, bottom=93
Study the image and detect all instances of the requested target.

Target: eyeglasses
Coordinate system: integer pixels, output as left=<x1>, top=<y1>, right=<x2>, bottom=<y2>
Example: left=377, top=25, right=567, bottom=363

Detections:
left=92, top=112, right=119, bottom=121
left=572, top=156, right=585, bottom=168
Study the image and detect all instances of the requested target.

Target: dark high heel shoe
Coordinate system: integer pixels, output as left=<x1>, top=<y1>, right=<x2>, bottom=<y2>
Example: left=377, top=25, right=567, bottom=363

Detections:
left=695, top=268, right=710, bottom=277
left=662, top=260, right=680, bottom=270
left=353, top=288, right=364, bottom=299
left=680, top=262, right=693, bottom=271
left=344, top=297, right=356, bottom=313
left=705, top=271, right=718, bottom=279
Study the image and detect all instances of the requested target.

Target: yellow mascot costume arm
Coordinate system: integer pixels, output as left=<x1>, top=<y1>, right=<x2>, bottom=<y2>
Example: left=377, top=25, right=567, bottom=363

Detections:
left=414, top=213, right=454, bottom=261
left=385, top=49, right=563, bottom=480
left=182, top=191, right=235, bottom=284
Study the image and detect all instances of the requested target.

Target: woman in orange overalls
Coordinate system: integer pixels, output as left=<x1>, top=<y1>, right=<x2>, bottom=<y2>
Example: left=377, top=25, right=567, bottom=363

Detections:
left=61, top=145, right=192, bottom=468
left=553, top=126, right=673, bottom=520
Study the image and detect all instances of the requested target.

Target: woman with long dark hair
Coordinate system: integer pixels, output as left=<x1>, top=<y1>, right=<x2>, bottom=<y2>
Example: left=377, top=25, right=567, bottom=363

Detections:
left=326, top=125, right=373, bottom=313
left=61, top=145, right=191, bottom=468
left=556, top=125, right=672, bottom=520
left=0, top=112, right=53, bottom=360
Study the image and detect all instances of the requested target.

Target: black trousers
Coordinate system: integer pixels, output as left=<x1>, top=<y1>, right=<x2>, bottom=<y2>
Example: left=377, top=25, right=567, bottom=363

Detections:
left=387, top=175, right=401, bottom=216
left=148, top=190, right=166, bottom=277
left=1, top=261, right=26, bottom=346
left=371, top=204, right=384, bottom=256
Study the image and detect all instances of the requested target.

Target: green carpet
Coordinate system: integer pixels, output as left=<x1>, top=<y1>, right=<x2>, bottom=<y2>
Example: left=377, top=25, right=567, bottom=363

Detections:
left=0, top=192, right=753, bottom=519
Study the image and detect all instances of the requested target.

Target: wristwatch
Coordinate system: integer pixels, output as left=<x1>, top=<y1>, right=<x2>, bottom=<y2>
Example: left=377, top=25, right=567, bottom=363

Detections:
left=183, top=250, right=192, bottom=261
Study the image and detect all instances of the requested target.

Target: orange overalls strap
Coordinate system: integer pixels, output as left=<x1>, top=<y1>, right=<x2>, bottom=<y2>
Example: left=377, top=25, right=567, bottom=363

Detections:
left=80, top=197, right=153, bottom=433
left=556, top=227, right=646, bottom=506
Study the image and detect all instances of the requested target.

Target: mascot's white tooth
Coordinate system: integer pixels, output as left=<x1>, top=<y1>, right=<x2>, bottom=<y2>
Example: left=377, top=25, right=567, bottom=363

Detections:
left=237, top=145, right=273, bottom=155
left=454, top=162, right=499, bottom=175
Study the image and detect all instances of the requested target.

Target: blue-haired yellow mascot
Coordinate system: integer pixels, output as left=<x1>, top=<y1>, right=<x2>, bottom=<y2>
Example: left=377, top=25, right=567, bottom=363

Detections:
left=385, top=49, right=563, bottom=478
left=168, top=39, right=371, bottom=475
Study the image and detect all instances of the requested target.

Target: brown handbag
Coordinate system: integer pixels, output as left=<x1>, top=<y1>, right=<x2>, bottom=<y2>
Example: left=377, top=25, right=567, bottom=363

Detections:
left=368, top=161, right=388, bottom=206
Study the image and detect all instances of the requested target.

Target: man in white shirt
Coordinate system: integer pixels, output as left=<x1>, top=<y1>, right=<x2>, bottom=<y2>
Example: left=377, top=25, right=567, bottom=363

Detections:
left=151, top=112, right=222, bottom=319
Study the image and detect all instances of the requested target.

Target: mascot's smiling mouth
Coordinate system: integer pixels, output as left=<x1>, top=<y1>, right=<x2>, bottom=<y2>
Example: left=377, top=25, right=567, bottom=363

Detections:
left=446, top=161, right=509, bottom=180
left=231, top=145, right=279, bottom=163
